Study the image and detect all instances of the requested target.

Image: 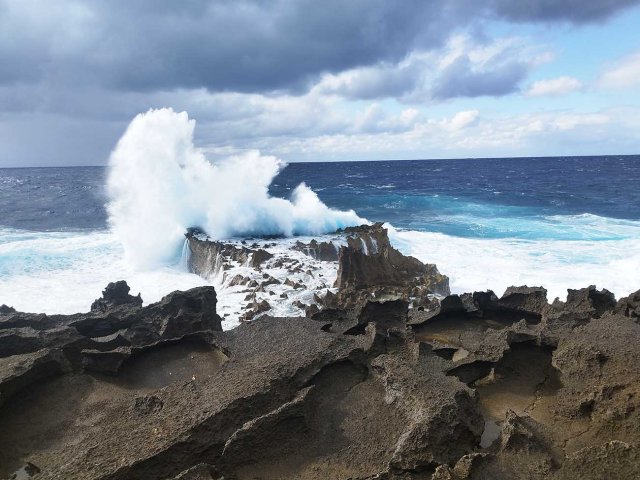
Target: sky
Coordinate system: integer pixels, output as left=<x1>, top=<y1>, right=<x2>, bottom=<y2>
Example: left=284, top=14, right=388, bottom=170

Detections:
left=1, top=0, right=640, bottom=167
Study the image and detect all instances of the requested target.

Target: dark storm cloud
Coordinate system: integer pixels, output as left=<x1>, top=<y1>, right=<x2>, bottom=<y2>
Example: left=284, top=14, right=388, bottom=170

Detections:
left=430, top=55, right=529, bottom=100
left=491, top=0, right=640, bottom=23
left=1, top=0, right=639, bottom=95
left=0, top=0, right=474, bottom=93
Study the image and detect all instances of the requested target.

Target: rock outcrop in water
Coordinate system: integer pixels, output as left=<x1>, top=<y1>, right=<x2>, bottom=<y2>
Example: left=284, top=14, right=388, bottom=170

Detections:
left=185, top=233, right=273, bottom=278
left=185, top=223, right=449, bottom=323
left=2, top=225, right=640, bottom=479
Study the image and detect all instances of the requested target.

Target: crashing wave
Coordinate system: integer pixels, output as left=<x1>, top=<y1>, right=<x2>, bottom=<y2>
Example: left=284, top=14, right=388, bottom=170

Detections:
left=106, top=108, right=364, bottom=269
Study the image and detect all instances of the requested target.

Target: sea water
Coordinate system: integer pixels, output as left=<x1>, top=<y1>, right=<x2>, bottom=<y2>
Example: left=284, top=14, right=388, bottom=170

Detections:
left=1, top=109, right=639, bottom=316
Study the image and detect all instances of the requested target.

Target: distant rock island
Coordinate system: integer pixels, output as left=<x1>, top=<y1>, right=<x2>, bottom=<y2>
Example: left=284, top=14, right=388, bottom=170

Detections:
left=1, top=224, right=640, bottom=479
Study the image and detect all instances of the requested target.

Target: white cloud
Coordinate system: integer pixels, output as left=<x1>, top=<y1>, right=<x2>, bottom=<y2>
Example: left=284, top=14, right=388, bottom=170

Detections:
left=440, top=110, right=480, bottom=132
left=552, top=113, right=609, bottom=130
left=525, top=76, right=583, bottom=96
left=599, top=51, right=640, bottom=89
left=240, top=107, right=632, bottom=162
left=354, top=104, right=422, bottom=134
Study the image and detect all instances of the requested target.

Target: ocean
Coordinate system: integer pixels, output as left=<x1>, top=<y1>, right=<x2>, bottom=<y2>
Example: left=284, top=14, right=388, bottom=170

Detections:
left=1, top=152, right=639, bottom=316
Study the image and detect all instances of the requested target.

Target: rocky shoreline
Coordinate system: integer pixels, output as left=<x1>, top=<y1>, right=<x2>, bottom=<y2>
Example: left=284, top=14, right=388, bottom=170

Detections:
left=1, top=224, right=640, bottom=479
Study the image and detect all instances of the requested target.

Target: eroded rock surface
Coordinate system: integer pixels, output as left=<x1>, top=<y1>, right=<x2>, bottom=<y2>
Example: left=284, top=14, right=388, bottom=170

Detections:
left=184, top=223, right=449, bottom=325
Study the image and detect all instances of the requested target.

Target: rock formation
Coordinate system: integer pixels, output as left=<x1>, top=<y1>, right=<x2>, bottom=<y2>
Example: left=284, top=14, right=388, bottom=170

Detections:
left=184, top=223, right=449, bottom=323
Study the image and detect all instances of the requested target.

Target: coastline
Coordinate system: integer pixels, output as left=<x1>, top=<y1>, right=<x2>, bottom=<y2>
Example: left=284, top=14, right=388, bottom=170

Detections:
left=2, top=223, right=640, bottom=479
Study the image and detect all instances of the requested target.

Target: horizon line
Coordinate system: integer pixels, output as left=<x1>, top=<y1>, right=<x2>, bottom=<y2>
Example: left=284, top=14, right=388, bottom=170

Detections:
left=1, top=152, right=638, bottom=169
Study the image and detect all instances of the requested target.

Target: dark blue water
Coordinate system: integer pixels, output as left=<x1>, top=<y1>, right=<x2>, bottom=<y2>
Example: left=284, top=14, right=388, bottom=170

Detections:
left=272, top=156, right=640, bottom=232
left=0, top=167, right=107, bottom=231
left=2, top=155, right=640, bottom=239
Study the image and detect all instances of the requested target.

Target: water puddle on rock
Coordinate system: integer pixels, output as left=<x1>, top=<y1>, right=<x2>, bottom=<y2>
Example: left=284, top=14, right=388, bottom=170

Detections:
left=480, top=418, right=501, bottom=448
left=452, top=347, right=469, bottom=362
left=106, top=340, right=229, bottom=391
left=473, top=342, right=563, bottom=449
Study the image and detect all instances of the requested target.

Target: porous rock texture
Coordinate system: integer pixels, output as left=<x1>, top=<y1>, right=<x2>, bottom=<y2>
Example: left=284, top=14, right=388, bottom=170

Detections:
left=2, top=227, right=640, bottom=479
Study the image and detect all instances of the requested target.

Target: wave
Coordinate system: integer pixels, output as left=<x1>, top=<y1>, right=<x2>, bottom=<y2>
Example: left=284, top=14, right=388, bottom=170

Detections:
left=388, top=224, right=640, bottom=302
left=0, top=228, right=209, bottom=314
left=367, top=193, right=640, bottom=241
left=2, top=215, right=639, bottom=315
left=433, top=212, right=640, bottom=241
left=106, top=108, right=364, bottom=269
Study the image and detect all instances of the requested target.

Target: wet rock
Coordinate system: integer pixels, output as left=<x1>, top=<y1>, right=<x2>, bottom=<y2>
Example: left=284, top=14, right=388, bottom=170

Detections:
left=334, top=244, right=448, bottom=295
left=293, top=239, right=339, bottom=261
left=185, top=234, right=272, bottom=277
left=325, top=224, right=449, bottom=321
left=260, top=275, right=280, bottom=287
left=292, top=300, right=308, bottom=310
left=284, top=278, right=305, bottom=289
left=249, top=249, right=273, bottom=268
left=227, top=274, right=250, bottom=287
left=240, top=299, right=271, bottom=322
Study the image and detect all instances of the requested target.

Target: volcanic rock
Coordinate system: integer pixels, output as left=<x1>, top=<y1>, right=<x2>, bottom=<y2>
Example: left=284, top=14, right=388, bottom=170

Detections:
left=185, top=233, right=273, bottom=277
left=90, top=280, right=142, bottom=313
left=293, top=239, right=339, bottom=261
left=616, top=288, right=640, bottom=321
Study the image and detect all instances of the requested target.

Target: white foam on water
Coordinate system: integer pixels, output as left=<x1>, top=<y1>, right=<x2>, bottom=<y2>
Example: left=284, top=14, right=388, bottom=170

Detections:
left=388, top=222, right=640, bottom=302
left=0, top=228, right=209, bottom=314
left=2, top=216, right=639, bottom=320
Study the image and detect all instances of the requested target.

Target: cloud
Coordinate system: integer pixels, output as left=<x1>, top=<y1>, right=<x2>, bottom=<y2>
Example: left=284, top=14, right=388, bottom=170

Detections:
left=552, top=113, right=610, bottom=130
left=525, top=76, right=583, bottom=96
left=431, top=54, right=529, bottom=99
left=491, top=0, right=640, bottom=23
left=0, top=0, right=478, bottom=93
left=440, top=110, right=480, bottom=132
left=1, top=0, right=639, bottom=166
left=246, top=107, right=635, bottom=162
left=2, top=1, right=632, bottom=95
left=312, top=35, right=550, bottom=103
left=313, top=60, right=423, bottom=100
left=599, top=51, right=640, bottom=89
left=354, top=104, right=422, bottom=133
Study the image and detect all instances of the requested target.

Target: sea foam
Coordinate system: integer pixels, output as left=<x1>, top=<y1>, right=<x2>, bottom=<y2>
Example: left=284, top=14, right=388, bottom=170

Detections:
left=388, top=223, right=640, bottom=302
left=106, top=108, right=363, bottom=269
